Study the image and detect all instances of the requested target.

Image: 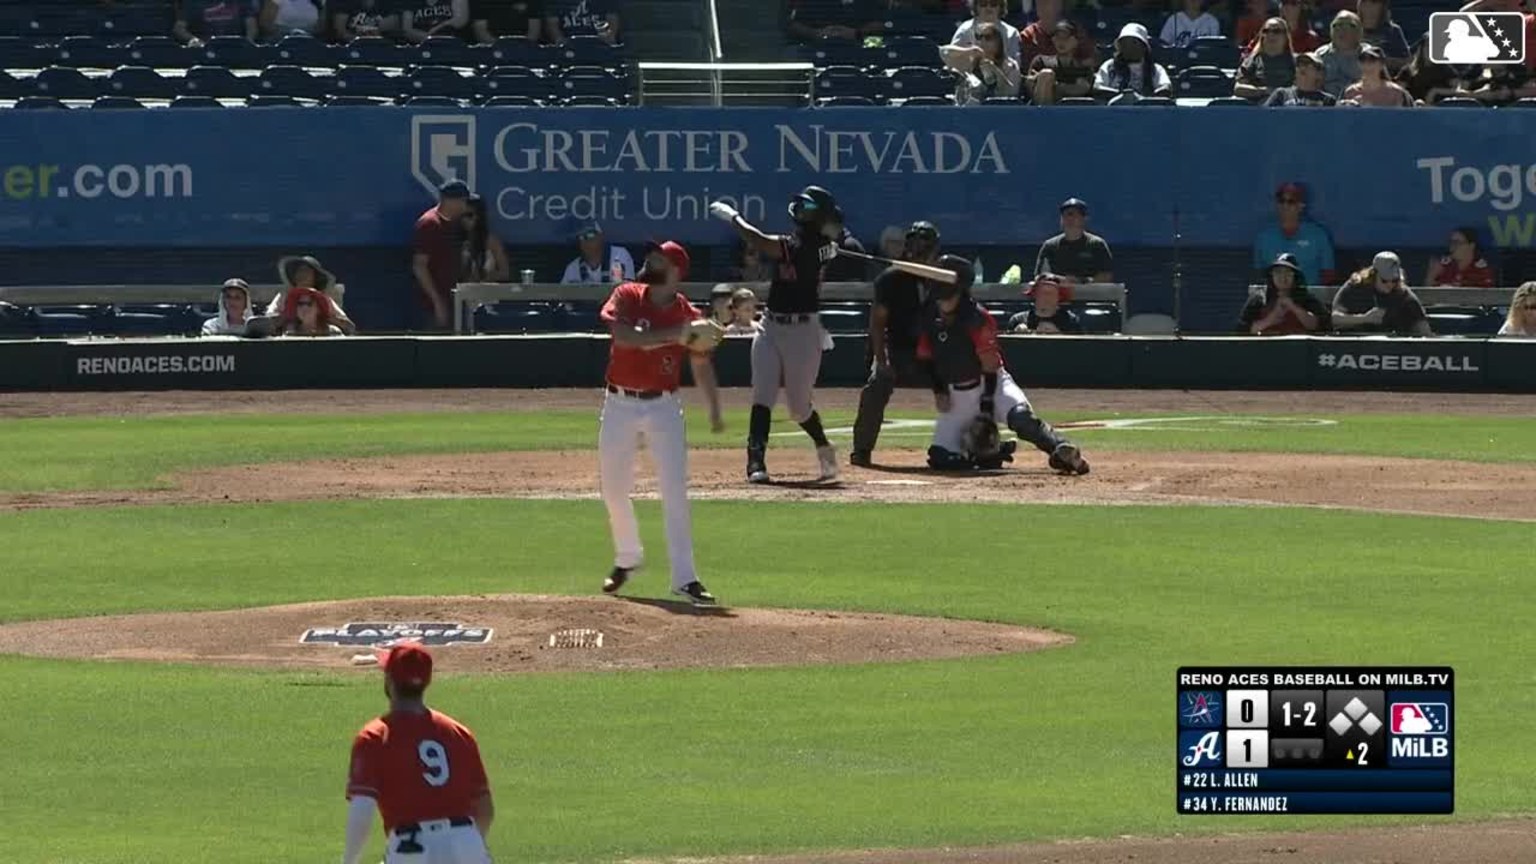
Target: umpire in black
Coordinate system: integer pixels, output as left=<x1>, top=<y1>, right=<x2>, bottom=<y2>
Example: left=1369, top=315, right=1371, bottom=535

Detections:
left=850, top=221, right=941, bottom=467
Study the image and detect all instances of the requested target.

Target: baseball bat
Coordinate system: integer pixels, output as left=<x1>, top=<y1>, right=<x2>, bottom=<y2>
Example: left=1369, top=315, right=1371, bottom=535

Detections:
left=833, top=248, right=958, bottom=284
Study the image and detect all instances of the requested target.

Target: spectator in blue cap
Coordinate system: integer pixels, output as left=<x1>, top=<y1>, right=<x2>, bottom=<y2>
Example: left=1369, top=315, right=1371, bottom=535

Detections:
left=412, top=178, right=473, bottom=331
left=559, top=221, right=635, bottom=285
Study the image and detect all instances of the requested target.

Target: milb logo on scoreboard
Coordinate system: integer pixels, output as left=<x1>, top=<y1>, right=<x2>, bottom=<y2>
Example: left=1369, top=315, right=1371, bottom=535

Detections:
left=1390, top=702, right=1451, bottom=761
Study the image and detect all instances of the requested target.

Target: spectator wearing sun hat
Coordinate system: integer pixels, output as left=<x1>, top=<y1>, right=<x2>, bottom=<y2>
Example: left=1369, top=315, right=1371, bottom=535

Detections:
left=1253, top=182, right=1335, bottom=286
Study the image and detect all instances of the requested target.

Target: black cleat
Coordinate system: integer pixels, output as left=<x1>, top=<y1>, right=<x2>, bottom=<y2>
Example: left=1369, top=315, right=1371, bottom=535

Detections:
left=672, top=581, right=718, bottom=606
left=849, top=450, right=873, bottom=468
left=602, top=566, right=633, bottom=594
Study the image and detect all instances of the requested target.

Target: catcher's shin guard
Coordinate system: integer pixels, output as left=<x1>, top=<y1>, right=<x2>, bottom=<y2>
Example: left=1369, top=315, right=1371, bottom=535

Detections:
left=1007, top=405, right=1068, bottom=455
left=927, top=446, right=975, bottom=471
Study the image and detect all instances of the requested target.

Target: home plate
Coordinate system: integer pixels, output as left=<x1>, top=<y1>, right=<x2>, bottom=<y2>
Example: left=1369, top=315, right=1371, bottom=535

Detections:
left=865, top=479, right=931, bottom=486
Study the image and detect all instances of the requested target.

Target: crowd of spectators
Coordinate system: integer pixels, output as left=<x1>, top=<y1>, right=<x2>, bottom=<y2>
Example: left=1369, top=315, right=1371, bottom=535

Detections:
left=198, top=254, right=354, bottom=338
left=169, top=0, right=620, bottom=47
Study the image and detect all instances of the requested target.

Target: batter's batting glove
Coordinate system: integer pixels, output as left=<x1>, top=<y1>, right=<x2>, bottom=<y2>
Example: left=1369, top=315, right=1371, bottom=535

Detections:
left=708, top=201, right=741, bottom=223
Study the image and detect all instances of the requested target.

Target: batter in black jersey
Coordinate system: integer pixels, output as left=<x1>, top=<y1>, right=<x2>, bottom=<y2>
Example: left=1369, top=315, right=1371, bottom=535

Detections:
left=710, top=186, right=844, bottom=484
left=917, top=255, right=1091, bottom=475
left=850, top=220, right=940, bottom=466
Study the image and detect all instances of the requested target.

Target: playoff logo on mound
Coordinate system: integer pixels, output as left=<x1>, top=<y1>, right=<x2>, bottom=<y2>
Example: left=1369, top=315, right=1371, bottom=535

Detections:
left=300, top=622, right=493, bottom=646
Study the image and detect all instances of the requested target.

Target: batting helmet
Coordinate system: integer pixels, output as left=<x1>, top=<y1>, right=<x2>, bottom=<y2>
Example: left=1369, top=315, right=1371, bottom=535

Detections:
left=931, top=253, right=975, bottom=299
left=789, top=185, right=843, bottom=226
left=903, top=221, right=940, bottom=261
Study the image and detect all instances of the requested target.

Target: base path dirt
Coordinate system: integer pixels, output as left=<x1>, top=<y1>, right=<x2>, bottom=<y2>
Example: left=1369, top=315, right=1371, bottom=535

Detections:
left=0, top=594, right=1068, bottom=674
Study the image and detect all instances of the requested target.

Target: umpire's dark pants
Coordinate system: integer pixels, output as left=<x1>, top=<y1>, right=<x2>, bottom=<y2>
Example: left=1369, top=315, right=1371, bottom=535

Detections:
left=852, top=346, right=930, bottom=455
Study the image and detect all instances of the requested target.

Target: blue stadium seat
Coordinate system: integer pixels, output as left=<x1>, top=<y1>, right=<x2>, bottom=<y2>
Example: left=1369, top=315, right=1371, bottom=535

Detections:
left=29, top=7, right=95, bottom=38
left=246, top=94, right=304, bottom=107
left=562, top=95, right=622, bottom=107
left=1425, top=306, right=1498, bottom=335
left=0, top=37, right=56, bottom=69
left=274, top=34, right=338, bottom=67
left=487, top=36, right=544, bottom=68
left=480, top=94, right=542, bottom=107
left=417, top=35, right=479, bottom=67
left=1438, top=97, right=1484, bottom=108
left=110, top=305, right=188, bottom=336
left=182, top=65, right=251, bottom=98
left=813, top=65, right=883, bottom=101
left=903, top=95, right=953, bottom=105
left=326, top=94, right=392, bottom=106
left=54, top=36, right=124, bottom=69
left=1176, top=66, right=1232, bottom=99
left=1133, top=95, right=1175, bottom=106
left=0, top=302, right=36, bottom=339
left=1509, top=98, right=1536, bottom=109
left=475, top=303, right=553, bottom=334
left=333, top=65, right=401, bottom=98
left=1059, top=96, right=1097, bottom=105
left=256, top=65, right=330, bottom=100
left=1182, top=37, right=1241, bottom=71
left=879, top=35, right=940, bottom=68
left=168, top=94, right=222, bottom=108
left=32, top=67, right=101, bottom=100
left=1093, top=7, right=1156, bottom=43
left=881, top=5, right=952, bottom=40
left=200, top=36, right=272, bottom=70
left=340, top=36, right=409, bottom=67
left=92, top=95, right=148, bottom=109
left=553, top=67, right=626, bottom=102
left=0, top=71, right=26, bottom=99
left=32, top=306, right=105, bottom=336
left=887, top=66, right=954, bottom=99
left=1207, top=96, right=1255, bottom=106
left=101, top=4, right=174, bottom=39
left=0, top=8, right=40, bottom=39
left=479, top=66, right=547, bottom=99
left=981, top=95, right=1023, bottom=106
left=106, top=65, right=178, bottom=99
left=405, top=65, right=476, bottom=99
left=126, top=36, right=193, bottom=68
left=816, top=95, right=878, bottom=107
left=553, top=36, right=622, bottom=69
left=1079, top=304, right=1122, bottom=334
left=402, top=95, right=465, bottom=107
left=802, top=41, right=869, bottom=68
left=13, top=95, right=69, bottom=110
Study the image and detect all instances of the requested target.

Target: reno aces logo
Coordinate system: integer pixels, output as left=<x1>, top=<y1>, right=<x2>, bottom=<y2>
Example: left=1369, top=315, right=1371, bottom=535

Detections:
left=411, top=115, right=477, bottom=198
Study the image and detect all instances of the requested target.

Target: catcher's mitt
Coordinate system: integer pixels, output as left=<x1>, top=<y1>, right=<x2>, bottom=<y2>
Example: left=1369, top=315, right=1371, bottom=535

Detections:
left=962, top=414, right=1001, bottom=461
left=680, top=318, right=726, bottom=352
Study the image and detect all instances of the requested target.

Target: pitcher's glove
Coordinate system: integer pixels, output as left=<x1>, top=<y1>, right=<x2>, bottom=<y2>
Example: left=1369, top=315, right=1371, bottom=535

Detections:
left=963, top=414, right=1001, bottom=461
left=679, top=318, right=726, bottom=352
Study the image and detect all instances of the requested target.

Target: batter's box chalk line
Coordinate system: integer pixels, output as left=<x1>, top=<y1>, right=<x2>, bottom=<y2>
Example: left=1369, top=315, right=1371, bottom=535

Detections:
left=773, top=416, right=1338, bottom=438
left=548, top=628, right=604, bottom=649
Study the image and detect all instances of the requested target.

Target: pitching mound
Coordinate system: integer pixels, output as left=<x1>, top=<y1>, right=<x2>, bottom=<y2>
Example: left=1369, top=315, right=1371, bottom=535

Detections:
left=0, top=594, right=1070, bottom=674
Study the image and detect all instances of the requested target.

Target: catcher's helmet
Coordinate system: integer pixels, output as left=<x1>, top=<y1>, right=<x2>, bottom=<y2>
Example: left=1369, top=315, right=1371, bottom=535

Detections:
left=903, top=221, right=940, bottom=260
left=789, top=185, right=843, bottom=226
left=931, top=253, right=975, bottom=299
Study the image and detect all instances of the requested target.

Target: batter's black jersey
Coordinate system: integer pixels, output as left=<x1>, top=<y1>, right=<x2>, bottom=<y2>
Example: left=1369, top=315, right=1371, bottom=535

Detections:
left=872, top=267, right=928, bottom=352
left=915, top=298, right=1003, bottom=385
left=768, top=230, right=837, bottom=314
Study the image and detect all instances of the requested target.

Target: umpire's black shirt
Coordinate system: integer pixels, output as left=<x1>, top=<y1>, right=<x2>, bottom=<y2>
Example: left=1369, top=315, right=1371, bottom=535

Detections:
left=769, top=229, right=836, bottom=314
left=873, top=267, right=927, bottom=352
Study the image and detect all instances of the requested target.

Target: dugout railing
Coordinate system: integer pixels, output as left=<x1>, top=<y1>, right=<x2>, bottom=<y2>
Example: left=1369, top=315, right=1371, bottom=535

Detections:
left=451, top=281, right=1130, bottom=336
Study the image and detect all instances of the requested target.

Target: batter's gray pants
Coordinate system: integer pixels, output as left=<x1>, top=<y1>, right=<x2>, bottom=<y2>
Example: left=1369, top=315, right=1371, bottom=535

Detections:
left=751, top=314, right=823, bottom=422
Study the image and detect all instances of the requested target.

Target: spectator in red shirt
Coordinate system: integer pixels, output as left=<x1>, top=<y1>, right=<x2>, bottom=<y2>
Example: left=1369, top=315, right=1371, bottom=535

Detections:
left=1238, top=253, right=1329, bottom=335
left=413, top=179, right=470, bottom=332
left=1026, top=19, right=1096, bottom=103
left=1235, top=0, right=1272, bottom=48
left=1245, top=0, right=1321, bottom=55
left=1425, top=227, right=1496, bottom=288
left=1018, top=0, right=1094, bottom=69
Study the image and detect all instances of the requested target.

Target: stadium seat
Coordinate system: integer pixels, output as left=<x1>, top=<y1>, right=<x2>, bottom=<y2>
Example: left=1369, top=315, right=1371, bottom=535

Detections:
left=802, top=41, right=869, bottom=68
left=881, top=5, right=952, bottom=40
left=1058, top=96, right=1097, bottom=105
left=1176, top=66, right=1232, bottom=99
left=32, top=67, right=101, bottom=100
left=200, top=36, right=272, bottom=70
left=92, top=95, right=147, bottom=109
left=32, top=306, right=105, bottom=336
left=553, top=67, right=626, bottom=102
left=106, top=66, right=178, bottom=99
left=102, top=4, right=175, bottom=39
left=474, top=303, right=553, bottom=334
left=402, top=95, right=465, bottom=107
left=1182, top=37, right=1241, bottom=71
left=554, top=36, right=622, bottom=69
left=981, top=95, right=1023, bottom=106
left=1437, top=97, right=1483, bottom=108
left=813, top=65, right=883, bottom=101
left=246, top=94, right=304, bottom=107
left=29, top=7, right=95, bottom=38
left=341, top=36, right=409, bottom=67
left=1425, top=306, right=1498, bottom=335
left=480, top=94, right=542, bottom=107
left=487, top=36, right=544, bottom=68
left=256, top=65, right=330, bottom=100
left=561, top=94, right=621, bottom=107
left=274, top=34, right=338, bottom=67
left=902, top=95, right=952, bottom=105
left=1207, top=96, right=1255, bottom=106
left=880, top=35, right=940, bottom=68
left=406, top=65, right=477, bottom=99
left=479, top=66, right=547, bottom=99
left=0, top=36, right=55, bottom=69
left=110, top=305, right=188, bottom=336
left=887, top=66, right=954, bottom=99
left=182, top=65, right=251, bottom=98
left=1510, top=98, right=1536, bottom=109
left=816, top=95, right=878, bottom=106
left=168, top=94, right=221, bottom=108
left=1079, top=305, right=1123, bottom=333
left=326, top=94, right=392, bottom=106
left=13, top=95, right=69, bottom=109
left=0, top=71, right=26, bottom=99
left=417, top=35, right=480, bottom=67
left=333, top=65, right=401, bottom=98
left=54, top=36, right=123, bottom=69
left=126, top=36, right=193, bottom=68
left=0, top=302, right=36, bottom=339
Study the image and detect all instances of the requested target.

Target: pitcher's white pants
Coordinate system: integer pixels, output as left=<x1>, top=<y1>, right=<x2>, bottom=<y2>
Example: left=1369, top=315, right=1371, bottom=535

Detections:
left=384, top=822, right=491, bottom=864
left=932, top=370, right=1030, bottom=453
left=598, top=390, right=698, bottom=589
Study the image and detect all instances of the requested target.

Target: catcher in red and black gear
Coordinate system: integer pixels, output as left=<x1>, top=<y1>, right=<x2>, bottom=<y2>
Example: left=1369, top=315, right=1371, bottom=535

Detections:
left=916, top=255, right=1090, bottom=475
left=850, top=220, right=942, bottom=467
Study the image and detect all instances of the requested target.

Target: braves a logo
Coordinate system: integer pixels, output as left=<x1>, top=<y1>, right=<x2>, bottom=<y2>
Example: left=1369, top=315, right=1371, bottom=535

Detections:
left=817, top=243, right=837, bottom=263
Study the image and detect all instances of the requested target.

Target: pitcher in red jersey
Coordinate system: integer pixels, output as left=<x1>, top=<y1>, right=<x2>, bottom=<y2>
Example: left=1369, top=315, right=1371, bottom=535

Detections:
left=597, top=240, right=726, bottom=607
left=343, top=643, right=495, bottom=864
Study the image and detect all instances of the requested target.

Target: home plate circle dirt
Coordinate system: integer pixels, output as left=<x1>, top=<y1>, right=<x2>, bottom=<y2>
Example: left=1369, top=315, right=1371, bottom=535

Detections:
left=0, top=594, right=1070, bottom=673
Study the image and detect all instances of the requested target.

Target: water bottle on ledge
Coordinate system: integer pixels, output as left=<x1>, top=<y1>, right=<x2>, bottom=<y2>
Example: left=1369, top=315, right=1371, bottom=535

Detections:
left=972, top=256, right=984, bottom=286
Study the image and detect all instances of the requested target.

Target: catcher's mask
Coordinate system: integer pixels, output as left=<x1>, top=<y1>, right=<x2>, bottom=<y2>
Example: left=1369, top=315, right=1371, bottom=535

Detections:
left=789, top=185, right=843, bottom=228
left=903, top=221, right=940, bottom=261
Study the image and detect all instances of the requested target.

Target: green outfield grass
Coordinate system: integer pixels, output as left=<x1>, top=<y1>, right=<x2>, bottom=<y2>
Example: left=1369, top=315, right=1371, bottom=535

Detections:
left=0, top=410, right=1532, bottom=492
left=2, top=498, right=1532, bottom=864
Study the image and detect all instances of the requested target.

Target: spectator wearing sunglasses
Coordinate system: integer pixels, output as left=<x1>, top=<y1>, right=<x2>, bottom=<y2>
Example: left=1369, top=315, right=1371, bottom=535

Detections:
left=1331, top=251, right=1431, bottom=336
left=1264, top=50, right=1337, bottom=105
left=1425, top=227, right=1495, bottom=288
left=1026, top=19, right=1095, bottom=103
left=1496, top=282, right=1536, bottom=338
left=1018, top=0, right=1094, bottom=69
left=947, top=21, right=1022, bottom=102
left=1253, top=182, right=1335, bottom=286
left=277, top=286, right=347, bottom=337
left=1315, top=10, right=1363, bottom=97
left=944, top=0, right=1023, bottom=65
left=1242, top=0, right=1321, bottom=55
left=1234, top=17, right=1296, bottom=100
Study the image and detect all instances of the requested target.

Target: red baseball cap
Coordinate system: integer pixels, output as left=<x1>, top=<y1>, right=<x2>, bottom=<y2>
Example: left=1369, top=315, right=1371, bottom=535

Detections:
left=1275, top=182, right=1306, bottom=202
left=646, top=240, right=690, bottom=281
left=381, top=642, right=433, bottom=689
left=1026, top=273, right=1074, bottom=302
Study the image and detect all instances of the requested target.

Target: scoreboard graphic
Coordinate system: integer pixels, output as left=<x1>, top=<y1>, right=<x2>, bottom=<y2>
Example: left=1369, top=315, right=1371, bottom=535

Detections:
left=1176, top=666, right=1454, bottom=815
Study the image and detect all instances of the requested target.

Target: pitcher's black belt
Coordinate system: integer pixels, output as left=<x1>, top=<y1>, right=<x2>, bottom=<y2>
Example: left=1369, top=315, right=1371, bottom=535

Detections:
left=392, top=816, right=473, bottom=836
left=951, top=379, right=981, bottom=391
left=606, top=384, right=668, bottom=400
left=768, top=312, right=816, bottom=324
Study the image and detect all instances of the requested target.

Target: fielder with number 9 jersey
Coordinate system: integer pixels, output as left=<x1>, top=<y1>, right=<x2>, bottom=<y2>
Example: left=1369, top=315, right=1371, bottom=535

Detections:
left=343, top=643, right=495, bottom=864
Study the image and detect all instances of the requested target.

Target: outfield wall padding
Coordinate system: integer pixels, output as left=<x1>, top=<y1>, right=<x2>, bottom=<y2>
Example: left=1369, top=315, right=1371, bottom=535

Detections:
left=3, top=336, right=1532, bottom=392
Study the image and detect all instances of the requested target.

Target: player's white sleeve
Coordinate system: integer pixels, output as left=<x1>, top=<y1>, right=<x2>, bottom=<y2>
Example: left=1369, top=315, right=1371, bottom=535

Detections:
left=342, top=795, right=377, bottom=864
